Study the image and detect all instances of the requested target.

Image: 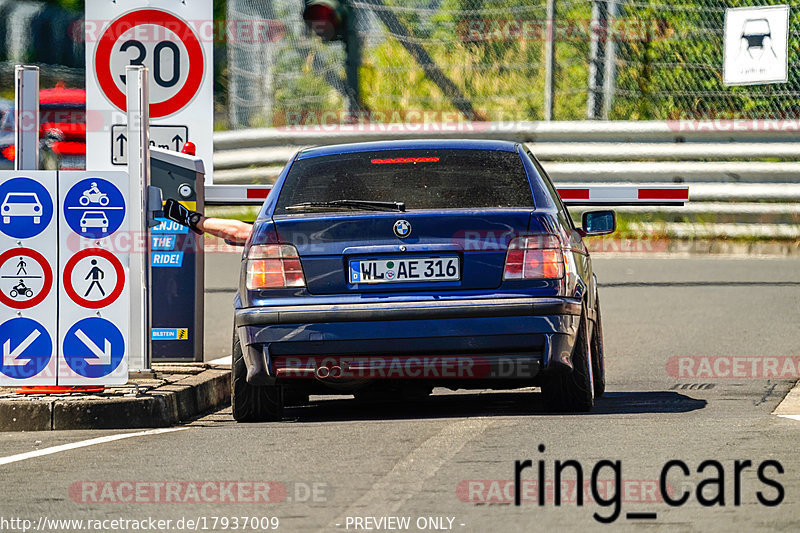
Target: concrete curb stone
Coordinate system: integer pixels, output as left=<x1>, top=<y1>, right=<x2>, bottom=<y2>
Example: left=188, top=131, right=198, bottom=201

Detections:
left=0, top=364, right=231, bottom=432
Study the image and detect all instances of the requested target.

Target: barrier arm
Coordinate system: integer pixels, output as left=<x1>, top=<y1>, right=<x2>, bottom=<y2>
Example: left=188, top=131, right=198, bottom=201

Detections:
left=205, top=184, right=689, bottom=207
left=555, top=185, right=689, bottom=206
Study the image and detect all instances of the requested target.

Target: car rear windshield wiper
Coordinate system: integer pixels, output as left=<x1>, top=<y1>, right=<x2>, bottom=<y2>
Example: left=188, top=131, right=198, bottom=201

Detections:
left=285, top=200, right=406, bottom=212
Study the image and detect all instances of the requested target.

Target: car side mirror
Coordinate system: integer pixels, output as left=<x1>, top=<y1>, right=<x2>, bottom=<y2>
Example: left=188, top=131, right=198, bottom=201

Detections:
left=580, top=210, right=616, bottom=236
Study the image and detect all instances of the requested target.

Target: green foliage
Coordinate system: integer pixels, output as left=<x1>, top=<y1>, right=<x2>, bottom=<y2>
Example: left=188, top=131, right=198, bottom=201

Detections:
left=611, top=0, right=800, bottom=119
left=39, top=0, right=83, bottom=12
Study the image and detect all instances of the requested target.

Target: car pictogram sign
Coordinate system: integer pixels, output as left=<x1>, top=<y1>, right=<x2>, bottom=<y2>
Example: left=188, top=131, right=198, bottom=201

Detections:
left=0, top=248, right=53, bottom=310
left=63, top=177, right=126, bottom=238
left=0, top=177, right=54, bottom=239
left=63, top=248, right=125, bottom=309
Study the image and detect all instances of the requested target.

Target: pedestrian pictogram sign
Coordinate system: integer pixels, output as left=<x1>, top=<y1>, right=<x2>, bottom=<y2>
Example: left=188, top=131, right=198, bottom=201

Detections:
left=0, top=248, right=53, bottom=310
left=0, top=177, right=54, bottom=239
left=61, top=317, right=126, bottom=383
left=0, top=317, right=54, bottom=384
left=63, top=248, right=125, bottom=309
left=63, top=177, right=126, bottom=239
left=86, top=0, right=214, bottom=181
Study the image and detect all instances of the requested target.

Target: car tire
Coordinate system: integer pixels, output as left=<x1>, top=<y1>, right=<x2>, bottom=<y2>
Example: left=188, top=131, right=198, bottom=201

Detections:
left=591, top=297, right=606, bottom=399
left=231, top=330, right=284, bottom=422
left=541, top=307, right=594, bottom=412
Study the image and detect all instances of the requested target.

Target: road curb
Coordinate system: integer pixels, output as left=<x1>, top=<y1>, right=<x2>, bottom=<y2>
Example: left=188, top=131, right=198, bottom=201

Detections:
left=0, top=365, right=230, bottom=432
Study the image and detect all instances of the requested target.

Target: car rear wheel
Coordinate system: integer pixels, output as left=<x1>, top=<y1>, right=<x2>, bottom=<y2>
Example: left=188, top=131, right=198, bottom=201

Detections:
left=231, top=331, right=284, bottom=422
left=541, top=308, right=594, bottom=412
left=591, top=297, right=606, bottom=399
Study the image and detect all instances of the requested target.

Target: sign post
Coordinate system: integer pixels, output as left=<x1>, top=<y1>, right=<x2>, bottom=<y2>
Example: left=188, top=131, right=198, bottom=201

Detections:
left=126, top=65, right=152, bottom=374
left=85, top=0, right=214, bottom=182
left=14, top=66, right=39, bottom=171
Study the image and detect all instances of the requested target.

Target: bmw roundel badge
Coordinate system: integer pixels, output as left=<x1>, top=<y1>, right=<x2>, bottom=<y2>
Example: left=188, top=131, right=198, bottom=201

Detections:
left=393, top=220, right=412, bottom=238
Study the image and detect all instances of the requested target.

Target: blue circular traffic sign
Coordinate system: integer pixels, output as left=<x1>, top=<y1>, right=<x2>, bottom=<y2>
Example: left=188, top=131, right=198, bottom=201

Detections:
left=0, top=317, right=52, bottom=380
left=0, top=177, right=54, bottom=239
left=62, top=317, right=125, bottom=378
left=63, top=178, right=126, bottom=239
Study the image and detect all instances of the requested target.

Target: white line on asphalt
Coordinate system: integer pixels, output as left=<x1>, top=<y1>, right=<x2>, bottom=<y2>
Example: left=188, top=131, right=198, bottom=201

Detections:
left=325, top=418, right=493, bottom=531
left=772, top=380, right=800, bottom=422
left=208, top=355, right=232, bottom=365
left=0, top=427, right=189, bottom=467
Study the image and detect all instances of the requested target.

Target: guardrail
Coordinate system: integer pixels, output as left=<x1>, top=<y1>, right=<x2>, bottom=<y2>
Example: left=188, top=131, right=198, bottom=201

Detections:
left=209, top=121, right=800, bottom=239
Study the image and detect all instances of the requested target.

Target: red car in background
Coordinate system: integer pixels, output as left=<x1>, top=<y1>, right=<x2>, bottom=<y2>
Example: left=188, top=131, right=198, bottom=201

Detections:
left=0, top=83, right=86, bottom=170
left=39, top=83, right=86, bottom=170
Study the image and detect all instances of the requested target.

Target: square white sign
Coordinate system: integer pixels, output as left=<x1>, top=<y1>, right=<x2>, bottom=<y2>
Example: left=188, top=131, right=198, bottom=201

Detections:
left=724, top=5, right=790, bottom=86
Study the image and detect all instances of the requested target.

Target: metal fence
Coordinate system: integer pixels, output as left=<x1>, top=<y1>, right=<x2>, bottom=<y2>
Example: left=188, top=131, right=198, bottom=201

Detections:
left=227, top=0, right=800, bottom=128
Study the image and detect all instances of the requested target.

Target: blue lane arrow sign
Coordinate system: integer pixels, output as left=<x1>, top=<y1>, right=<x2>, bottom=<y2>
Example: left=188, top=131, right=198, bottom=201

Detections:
left=62, top=317, right=124, bottom=378
left=0, top=318, right=52, bottom=380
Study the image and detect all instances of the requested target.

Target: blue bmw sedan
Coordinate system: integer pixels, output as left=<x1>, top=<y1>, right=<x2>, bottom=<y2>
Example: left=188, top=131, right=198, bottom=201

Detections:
left=232, top=139, right=616, bottom=421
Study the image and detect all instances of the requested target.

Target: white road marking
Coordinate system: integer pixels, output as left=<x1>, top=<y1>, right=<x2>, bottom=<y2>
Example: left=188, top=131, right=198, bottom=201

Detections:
left=772, top=380, right=800, bottom=422
left=207, top=355, right=232, bottom=365
left=325, top=418, right=493, bottom=531
left=0, top=427, right=189, bottom=467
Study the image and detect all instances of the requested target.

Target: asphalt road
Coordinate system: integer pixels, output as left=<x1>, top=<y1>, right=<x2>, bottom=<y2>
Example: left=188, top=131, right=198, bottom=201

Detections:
left=1, top=254, right=799, bottom=533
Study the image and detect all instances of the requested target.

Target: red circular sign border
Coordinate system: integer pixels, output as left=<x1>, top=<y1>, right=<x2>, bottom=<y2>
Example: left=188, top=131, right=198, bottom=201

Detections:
left=94, top=9, right=204, bottom=118
left=0, top=248, right=53, bottom=310
left=63, top=248, right=126, bottom=309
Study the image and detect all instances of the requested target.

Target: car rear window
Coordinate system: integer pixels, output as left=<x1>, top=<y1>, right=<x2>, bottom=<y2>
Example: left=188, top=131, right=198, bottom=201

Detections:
left=274, top=148, right=533, bottom=214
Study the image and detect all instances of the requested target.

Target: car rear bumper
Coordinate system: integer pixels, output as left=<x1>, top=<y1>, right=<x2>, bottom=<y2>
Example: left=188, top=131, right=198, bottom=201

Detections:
left=234, top=297, right=585, bottom=386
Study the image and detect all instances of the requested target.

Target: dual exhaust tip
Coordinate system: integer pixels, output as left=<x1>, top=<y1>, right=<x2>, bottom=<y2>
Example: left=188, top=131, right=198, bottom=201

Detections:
left=315, top=365, right=343, bottom=380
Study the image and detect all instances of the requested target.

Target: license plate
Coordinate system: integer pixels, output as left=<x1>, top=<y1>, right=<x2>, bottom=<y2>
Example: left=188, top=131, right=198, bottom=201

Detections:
left=349, top=257, right=460, bottom=284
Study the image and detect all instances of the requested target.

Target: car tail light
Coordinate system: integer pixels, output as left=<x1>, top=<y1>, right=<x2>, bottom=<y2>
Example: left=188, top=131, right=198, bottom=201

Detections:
left=246, top=244, right=305, bottom=289
left=1, top=145, right=14, bottom=161
left=503, top=235, right=564, bottom=280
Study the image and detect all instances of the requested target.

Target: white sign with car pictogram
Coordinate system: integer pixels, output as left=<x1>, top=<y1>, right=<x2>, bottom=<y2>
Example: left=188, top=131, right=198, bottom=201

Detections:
left=0, top=171, right=59, bottom=385
left=723, top=5, right=789, bottom=86
left=59, top=171, right=130, bottom=385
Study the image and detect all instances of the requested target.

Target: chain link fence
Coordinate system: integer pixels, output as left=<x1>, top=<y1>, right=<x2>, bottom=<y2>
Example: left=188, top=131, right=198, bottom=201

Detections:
left=227, top=0, right=800, bottom=128
left=0, top=1, right=797, bottom=126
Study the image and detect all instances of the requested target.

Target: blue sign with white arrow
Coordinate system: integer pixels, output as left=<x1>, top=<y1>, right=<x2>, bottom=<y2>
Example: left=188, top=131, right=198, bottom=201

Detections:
left=62, top=317, right=125, bottom=378
left=0, top=177, right=54, bottom=239
left=63, top=178, right=126, bottom=239
left=0, top=317, right=52, bottom=380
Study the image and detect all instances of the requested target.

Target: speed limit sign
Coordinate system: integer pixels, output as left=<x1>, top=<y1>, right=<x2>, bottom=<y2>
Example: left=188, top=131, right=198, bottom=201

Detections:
left=85, top=0, right=213, bottom=181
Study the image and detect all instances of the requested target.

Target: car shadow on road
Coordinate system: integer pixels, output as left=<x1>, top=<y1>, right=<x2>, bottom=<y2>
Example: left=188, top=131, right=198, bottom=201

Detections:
left=282, top=390, right=707, bottom=423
